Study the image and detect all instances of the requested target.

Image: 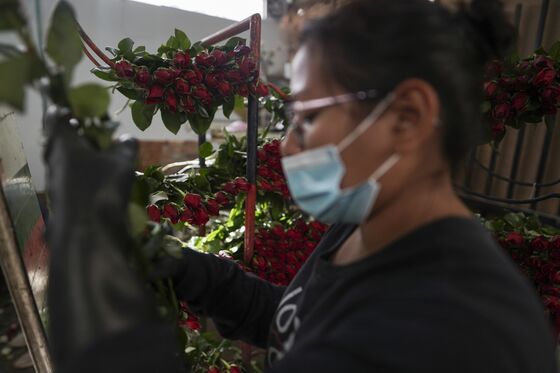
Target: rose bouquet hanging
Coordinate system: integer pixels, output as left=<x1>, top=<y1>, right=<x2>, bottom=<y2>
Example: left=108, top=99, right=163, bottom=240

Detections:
left=483, top=41, right=560, bottom=142
left=87, top=29, right=270, bottom=135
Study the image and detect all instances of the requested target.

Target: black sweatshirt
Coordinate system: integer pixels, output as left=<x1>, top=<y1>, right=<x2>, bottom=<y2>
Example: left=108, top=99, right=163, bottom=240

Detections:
left=64, top=217, right=558, bottom=372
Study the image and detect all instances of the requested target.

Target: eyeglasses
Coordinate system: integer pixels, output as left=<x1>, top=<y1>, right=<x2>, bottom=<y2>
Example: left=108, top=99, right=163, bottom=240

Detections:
left=284, top=89, right=379, bottom=148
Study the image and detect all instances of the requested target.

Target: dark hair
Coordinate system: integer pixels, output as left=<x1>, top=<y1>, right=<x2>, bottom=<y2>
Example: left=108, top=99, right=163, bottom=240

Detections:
left=299, top=0, right=515, bottom=167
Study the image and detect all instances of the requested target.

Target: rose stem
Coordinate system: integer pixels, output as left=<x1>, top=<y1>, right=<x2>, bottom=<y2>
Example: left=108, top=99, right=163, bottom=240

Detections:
left=267, top=82, right=290, bottom=100
left=73, top=19, right=115, bottom=68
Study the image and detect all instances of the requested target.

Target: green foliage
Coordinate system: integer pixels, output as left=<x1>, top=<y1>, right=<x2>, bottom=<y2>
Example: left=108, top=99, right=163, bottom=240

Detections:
left=45, top=1, right=83, bottom=82
left=68, top=83, right=110, bottom=118
left=198, top=142, right=214, bottom=158
left=131, top=100, right=156, bottom=130
left=161, top=109, right=187, bottom=134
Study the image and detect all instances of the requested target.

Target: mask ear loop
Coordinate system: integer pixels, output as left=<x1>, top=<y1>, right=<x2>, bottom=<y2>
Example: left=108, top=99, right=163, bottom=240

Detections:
left=336, top=92, right=397, bottom=153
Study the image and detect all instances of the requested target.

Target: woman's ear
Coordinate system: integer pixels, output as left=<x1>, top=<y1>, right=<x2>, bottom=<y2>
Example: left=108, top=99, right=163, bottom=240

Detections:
left=390, top=79, right=440, bottom=154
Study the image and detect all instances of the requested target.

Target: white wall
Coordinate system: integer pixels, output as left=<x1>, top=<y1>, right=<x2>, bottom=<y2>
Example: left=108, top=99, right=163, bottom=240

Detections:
left=3, top=0, right=286, bottom=191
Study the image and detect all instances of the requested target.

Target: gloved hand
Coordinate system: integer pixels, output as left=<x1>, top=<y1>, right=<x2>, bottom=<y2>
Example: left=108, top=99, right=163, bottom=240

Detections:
left=44, top=105, right=183, bottom=372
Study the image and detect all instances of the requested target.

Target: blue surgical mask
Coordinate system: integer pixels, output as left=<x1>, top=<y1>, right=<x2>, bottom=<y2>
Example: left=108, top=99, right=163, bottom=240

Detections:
left=281, top=92, right=399, bottom=224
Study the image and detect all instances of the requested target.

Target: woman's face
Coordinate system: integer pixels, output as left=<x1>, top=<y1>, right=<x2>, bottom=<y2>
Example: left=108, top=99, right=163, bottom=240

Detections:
left=281, top=44, right=400, bottom=190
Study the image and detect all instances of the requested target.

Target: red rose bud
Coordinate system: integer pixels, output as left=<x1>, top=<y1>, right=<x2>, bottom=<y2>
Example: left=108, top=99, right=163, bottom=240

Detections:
left=115, top=60, right=135, bottom=79
left=193, top=208, right=209, bottom=226
left=238, top=57, right=256, bottom=77
left=135, top=66, right=151, bottom=86
left=180, top=95, right=196, bottom=113
left=217, top=81, right=232, bottom=96
left=534, top=55, right=555, bottom=70
left=205, top=198, right=220, bottom=216
left=491, top=122, right=505, bottom=138
left=175, top=78, right=190, bottom=95
left=491, top=103, right=511, bottom=121
left=173, top=51, right=190, bottom=68
left=162, top=204, right=179, bottom=224
left=255, top=81, right=269, bottom=97
left=208, top=367, right=220, bottom=373
left=146, top=84, right=165, bottom=104
left=222, top=182, right=238, bottom=195
left=205, top=73, right=219, bottom=88
left=210, top=49, right=227, bottom=66
left=184, top=193, right=202, bottom=208
left=541, top=85, right=560, bottom=104
left=195, top=52, right=215, bottom=67
left=182, top=69, right=203, bottom=84
left=552, top=237, right=560, bottom=250
left=193, top=86, right=213, bottom=105
left=214, top=191, right=230, bottom=206
left=229, top=365, right=241, bottom=373
left=505, top=232, right=524, bottom=248
left=271, top=225, right=285, bottom=239
left=511, top=93, right=529, bottom=112
left=154, top=67, right=176, bottom=85
left=533, top=68, right=556, bottom=87
left=165, top=89, right=178, bottom=112
left=225, top=70, right=242, bottom=83
left=186, top=317, right=201, bottom=331
left=179, top=208, right=194, bottom=223
left=234, top=44, right=251, bottom=57
left=484, top=81, right=498, bottom=98
left=236, top=84, right=249, bottom=97
left=531, top=236, right=550, bottom=252
left=233, top=177, right=251, bottom=192
left=146, top=204, right=161, bottom=222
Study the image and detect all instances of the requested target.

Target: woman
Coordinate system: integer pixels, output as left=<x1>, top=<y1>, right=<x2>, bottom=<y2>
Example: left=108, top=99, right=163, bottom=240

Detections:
left=47, top=0, right=557, bottom=372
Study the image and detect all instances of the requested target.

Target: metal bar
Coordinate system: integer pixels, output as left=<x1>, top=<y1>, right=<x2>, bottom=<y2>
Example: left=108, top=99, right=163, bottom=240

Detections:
left=198, top=133, right=206, bottom=168
left=200, top=14, right=260, bottom=46
left=484, top=149, right=498, bottom=195
left=531, top=116, right=556, bottom=209
left=506, top=128, right=526, bottom=199
left=0, top=172, right=52, bottom=373
left=534, top=0, right=550, bottom=49
left=74, top=20, right=114, bottom=68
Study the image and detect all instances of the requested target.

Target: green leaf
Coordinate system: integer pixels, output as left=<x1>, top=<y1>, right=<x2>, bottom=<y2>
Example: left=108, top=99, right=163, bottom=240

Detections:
left=174, top=29, right=191, bottom=50
left=189, top=41, right=204, bottom=56
left=165, top=35, right=179, bottom=50
left=128, top=203, right=148, bottom=237
left=0, top=0, right=25, bottom=31
left=149, top=191, right=169, bottom=204
left=222, top=99, right=234, bottom=118
left=234, top=94, right=245, bottom=111
left=68, top=83, right=110, bottom=118
left=45, top=1, right=82, bottom=74
left=131, top=100, right=156, bottom=130
left=198, top=105, right=209, bottom=118
left=0, top=54, right=28, bottom=110
left=161, top=109, right=186, bottom=134
left=549, top=41, right=560, bottom=61
left=117, top=86, right=144, bottom=100
left=187, top=114, right=211, bottom=135
left=118, top=37, right=134, bottom=53
left=91, top=67, right=119, bottom=81
left=224, top=37, right=246, bottom=50
left=198, top=141, right=214, bottom=158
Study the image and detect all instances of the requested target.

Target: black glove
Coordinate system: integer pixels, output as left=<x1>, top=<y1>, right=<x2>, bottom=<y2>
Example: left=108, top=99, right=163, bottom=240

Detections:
left=44, top=106, right=184, bottom=372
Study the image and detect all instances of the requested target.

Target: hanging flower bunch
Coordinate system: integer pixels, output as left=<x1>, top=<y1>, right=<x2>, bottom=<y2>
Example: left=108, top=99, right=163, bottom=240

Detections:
left=482, top=41, right=560, bottom=142
left=90, top=30, right=270, bottom=135
left=484, top=213, right=560, bottom=336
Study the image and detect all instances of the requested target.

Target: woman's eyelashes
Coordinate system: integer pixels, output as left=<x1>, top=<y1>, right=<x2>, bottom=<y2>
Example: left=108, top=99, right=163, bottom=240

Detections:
left=301, top=111, right=318, bottom=127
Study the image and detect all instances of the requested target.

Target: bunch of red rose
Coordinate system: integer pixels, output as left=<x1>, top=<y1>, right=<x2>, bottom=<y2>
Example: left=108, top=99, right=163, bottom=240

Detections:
left=498, top=232, right=560, bottom=331
left=146, top=177, right=251, bottom=227
left=247, top=220, right=328, bottom=286
left=113, top=44, right=269, bottom=115
left=483, top=54, right=559, bottom=140
left=256, top=139, right=290, bottom=198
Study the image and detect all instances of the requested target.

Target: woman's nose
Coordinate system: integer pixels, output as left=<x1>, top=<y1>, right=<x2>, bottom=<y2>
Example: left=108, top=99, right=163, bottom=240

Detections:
left=281, top=126, right=303, bottom=157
